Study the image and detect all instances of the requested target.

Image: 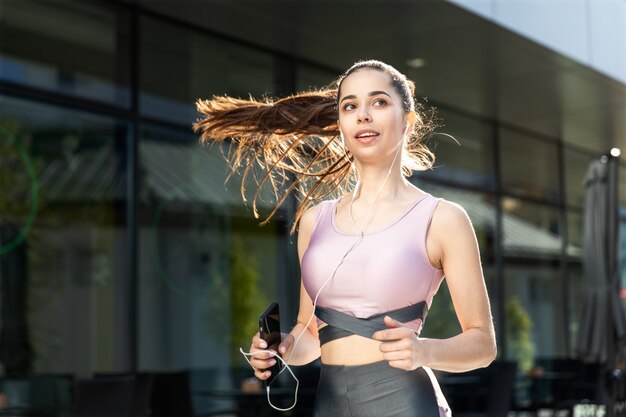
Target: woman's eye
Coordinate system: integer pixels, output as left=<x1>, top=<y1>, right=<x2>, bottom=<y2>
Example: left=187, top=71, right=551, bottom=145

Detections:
left=342, top=99, right=386, bottom=111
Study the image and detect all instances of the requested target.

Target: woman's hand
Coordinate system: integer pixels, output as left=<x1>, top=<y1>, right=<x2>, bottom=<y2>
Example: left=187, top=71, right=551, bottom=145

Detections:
left=248, top=332, right=295, bottom=380
left=372, top=316, right=429, bottom=371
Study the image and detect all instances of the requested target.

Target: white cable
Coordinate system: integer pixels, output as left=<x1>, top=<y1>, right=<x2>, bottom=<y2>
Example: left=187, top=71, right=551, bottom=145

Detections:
left=240, top=134, right=405, bottom=411
left=239, top=347, right=299, bottom=411
left=348, top=135, right=404, bottom=227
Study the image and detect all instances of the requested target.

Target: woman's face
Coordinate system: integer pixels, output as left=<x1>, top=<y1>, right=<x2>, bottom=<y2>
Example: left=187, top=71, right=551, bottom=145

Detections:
left=337, top=68, right=410, bottom=165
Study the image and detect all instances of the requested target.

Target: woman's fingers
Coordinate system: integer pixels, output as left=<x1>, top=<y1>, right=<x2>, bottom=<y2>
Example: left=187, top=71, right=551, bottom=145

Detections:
left=251, top=349, right=277, bottom=380
left=254, top=369, right=274, bottom=380
left=252, top=332, right=268, bottom=349
left=381, top=349, right=411, bottom=362
left=372, top=326, right=413, bottom=341
left=250, top=349, right=276, bottom=360
left=248, top=331, right=281, bottom=374
left=278, top=333, right=294, bottom=355
left=387, top=359, right=413, bottom=370
left=379, top=337, right=413, bottom=353
left=248, top=349, right=278, bottom=369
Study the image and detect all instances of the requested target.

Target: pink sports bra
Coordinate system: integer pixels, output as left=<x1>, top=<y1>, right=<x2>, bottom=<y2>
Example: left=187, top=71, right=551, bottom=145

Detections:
left=301, top=193, right=445, bottom=334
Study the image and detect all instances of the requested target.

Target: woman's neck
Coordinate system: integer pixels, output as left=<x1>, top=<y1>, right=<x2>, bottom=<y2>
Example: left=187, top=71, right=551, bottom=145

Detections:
left=352, top=168, right=410, bottom=204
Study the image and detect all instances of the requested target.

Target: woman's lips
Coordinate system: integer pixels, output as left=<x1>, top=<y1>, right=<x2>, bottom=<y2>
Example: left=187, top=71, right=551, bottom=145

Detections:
left=354, top=129, right=380, bottom=144
left=355, top=134, right=379, bottom=144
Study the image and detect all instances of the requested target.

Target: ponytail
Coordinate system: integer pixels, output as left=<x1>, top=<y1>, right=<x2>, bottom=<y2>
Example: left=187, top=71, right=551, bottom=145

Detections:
left=193, top=88, right=356, bottom=234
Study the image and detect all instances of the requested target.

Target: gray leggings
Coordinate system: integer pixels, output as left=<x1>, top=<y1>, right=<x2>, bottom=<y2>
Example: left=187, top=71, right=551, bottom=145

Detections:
left=313, top=360, right=447, bottom=417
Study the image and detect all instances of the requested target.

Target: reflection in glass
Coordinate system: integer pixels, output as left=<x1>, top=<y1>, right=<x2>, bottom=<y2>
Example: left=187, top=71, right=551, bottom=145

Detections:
left=566, top=210, right=582, bottom=259
left=504, top=261, right=566, bottom=371
left=295, top=64, right=334, bottom=92
left=564, top=148, right=593, bottom=208
left=137, top=125, right=286, bottom=414
left=500, top=129, right=560, bottom=202
left=0, top=0, right=131, bottom=107
left=501, top=197, right=562, bottom=259
left=567, top=261, right=584, bottom=357
left=140, top=16, right=276, bottom=125
left=422, top=110, right=496, bottom=190
left=0, top=94, right=129, bottom=375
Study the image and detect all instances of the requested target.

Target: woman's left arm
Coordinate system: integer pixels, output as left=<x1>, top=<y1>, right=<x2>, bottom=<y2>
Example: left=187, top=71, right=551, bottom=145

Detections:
left=373, top=200, right=497, bottom=372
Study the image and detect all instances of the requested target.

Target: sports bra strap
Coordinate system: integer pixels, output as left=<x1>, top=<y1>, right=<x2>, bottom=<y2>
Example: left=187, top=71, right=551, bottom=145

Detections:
left=315, top=302, right=428, bottom=346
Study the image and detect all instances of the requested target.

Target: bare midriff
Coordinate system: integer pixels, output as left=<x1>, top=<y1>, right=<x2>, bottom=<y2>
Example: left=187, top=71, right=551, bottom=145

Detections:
left=317, top=323, right=386, bottom=365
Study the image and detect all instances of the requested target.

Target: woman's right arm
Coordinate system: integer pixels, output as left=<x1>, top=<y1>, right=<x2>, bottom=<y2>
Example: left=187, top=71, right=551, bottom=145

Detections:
left=248, top=204, right=322, bottom=379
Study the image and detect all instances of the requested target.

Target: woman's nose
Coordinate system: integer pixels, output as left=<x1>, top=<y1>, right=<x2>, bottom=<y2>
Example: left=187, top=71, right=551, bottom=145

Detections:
left=357, top=108, right=371, bottom=122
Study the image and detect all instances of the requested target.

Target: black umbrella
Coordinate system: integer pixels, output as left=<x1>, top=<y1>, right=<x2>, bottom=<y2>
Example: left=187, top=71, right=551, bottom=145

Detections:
left=577, top=154, right=626, bottom=416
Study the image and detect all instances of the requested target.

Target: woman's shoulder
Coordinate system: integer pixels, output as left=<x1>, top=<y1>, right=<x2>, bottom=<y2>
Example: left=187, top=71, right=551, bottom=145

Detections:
left=430, top=197, right=474, bottom=240
left=431, top=196, right=470, bottom=224
left=297, top=198, right=335, bottom=256
left=298, top=198, right=334, bottom=232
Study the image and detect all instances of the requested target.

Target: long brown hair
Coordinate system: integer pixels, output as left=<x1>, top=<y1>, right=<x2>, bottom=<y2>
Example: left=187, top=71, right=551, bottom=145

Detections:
left=193, top=59, right=437, bottom=234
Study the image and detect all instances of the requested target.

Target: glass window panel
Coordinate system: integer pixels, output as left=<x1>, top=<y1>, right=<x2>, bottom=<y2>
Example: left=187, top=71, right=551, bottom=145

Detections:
left=504, top=260, right=566, bottom=372
left=500, top=129, right=560, bottom=202
left=0, top=94, right=130, bottom=375
left=137, top=125, right=288, bottom=414
left=566, top=210, right=582, bottom=259
left=140, top=16, right=276, bottom=126
left=295, top=63, right=334, bottom=92
left=420, top=110, right=496, bottom=190
left=564, top=148, right=594, bottom=208
left=0, top=0, right=131, bottom=107
left=501, top=198, right=562, bottom=259
left=567, top=261, right=584, bottom=357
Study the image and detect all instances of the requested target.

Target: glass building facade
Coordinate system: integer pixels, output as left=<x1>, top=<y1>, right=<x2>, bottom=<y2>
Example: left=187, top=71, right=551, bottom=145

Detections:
left=1, top=0, right=625, bottom=414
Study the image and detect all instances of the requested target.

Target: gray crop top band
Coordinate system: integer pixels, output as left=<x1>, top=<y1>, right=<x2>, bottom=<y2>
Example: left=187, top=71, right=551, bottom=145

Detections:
left=315, top=302, right=428, bottom=346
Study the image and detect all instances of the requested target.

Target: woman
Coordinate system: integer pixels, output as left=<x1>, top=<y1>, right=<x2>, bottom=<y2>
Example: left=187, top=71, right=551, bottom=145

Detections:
left=194, top=59, right=497, bottom=417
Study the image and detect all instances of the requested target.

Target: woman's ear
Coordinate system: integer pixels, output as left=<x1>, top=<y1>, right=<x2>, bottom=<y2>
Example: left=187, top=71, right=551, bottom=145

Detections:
left=337, top=121, right=344, bottom=141
left=406, top=111, right=417, bottom=132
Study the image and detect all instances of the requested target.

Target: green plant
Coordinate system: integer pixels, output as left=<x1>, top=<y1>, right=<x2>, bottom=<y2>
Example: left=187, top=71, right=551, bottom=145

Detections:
left=228, top=237, right=268, bottom=365
left=505, top=296, right=535, bottom=373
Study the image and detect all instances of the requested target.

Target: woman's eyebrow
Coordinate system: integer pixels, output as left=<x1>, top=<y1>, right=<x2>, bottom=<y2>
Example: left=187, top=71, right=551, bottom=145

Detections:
left=339, top=90, right=392, bottom=104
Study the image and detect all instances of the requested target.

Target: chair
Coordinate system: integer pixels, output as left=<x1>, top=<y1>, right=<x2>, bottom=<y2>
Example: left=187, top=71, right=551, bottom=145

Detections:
left=130, top=373, right=155, bottom=417
left=441, top=360, right=517, bottom=417
left=486, top=361, right=518, bottom=417
left=149, top=371, right=195, bottom=417
left=74, top=375, right=135, bottom=417
left=513, top=357, right=603, bottom=417
left=551, top=360, right=603, bottom=416
left=190, top=368, right=240, bottom=417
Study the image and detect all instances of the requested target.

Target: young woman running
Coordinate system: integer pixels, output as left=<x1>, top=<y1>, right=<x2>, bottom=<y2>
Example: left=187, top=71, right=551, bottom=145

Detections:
left=194, top=59, right=497, bottom=417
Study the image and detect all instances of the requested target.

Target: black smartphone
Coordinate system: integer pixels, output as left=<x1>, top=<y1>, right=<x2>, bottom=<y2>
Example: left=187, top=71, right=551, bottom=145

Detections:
left=258, top=302, right=284, bottom=387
